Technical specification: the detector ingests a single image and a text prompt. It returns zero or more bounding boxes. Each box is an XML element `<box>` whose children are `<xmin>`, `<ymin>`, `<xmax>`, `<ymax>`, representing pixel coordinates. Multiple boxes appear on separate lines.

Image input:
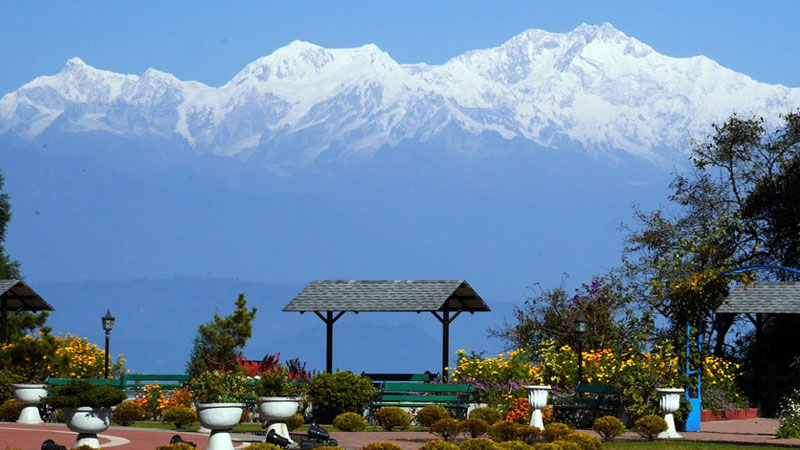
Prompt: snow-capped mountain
<box><xmin>2</xmin><ymin>23</ymin><xmax>798</xmax><ymax>172</ymax></box>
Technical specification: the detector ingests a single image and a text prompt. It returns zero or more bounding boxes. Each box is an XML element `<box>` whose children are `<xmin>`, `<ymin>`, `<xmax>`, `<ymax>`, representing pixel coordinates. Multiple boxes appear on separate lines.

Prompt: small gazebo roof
<box><xmin>717</xmin><ymin>281</ymin><xmax>800</xmax><ymax>314</ymax></box>
<box><xmin>0</xmin><ymin>280</ymin><xmax>54</xmax><ymax>312</ymax></box>
<box><xmin>283</xmin><ymin>280</ymin><xmax>490</xmax><ymax>313</ymax></box>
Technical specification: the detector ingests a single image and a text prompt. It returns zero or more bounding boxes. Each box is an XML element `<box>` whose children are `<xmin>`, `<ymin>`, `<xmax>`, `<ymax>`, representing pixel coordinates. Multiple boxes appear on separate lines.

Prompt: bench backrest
<box><xmin>125</xmin><ymin>374</ymin><xmax>190</xmax><ymax>383</ymax></box>
<box><xmin>577</xmin><ymin>383</ymin><xmax>618</xmax><ymax>395</ymax></box>
<box><xmin>363</xmin><ymin>372</ymin><xmax>438</xmax><ymax>383</ymax></box>
<box><xmin>46</xmin><ymin>377</ymin><xmax>124</xmax><ymax>388</ymax></box>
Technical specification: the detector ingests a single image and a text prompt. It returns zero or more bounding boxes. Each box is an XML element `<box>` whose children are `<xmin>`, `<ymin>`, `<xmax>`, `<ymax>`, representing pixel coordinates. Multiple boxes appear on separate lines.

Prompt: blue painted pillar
<box><xmin>682</xmin><ymin>323</ymin><xmax>702</xmax><ymax>432</ymax></box>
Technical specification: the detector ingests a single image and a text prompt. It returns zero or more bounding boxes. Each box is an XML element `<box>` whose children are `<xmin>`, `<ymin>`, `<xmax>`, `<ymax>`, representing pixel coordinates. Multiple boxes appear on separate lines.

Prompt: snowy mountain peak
<box><xmin>2</xmin><ymin>23</ymin><xmax>799</xmax><ymax>170</ymax></box>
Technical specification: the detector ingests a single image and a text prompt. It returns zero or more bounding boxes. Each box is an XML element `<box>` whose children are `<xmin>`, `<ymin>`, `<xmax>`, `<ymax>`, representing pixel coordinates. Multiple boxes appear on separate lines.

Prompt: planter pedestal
<box><xmin>656</xmin><ymin>388</ymin><xmax>684</xmax><ymax>439</ymax></box>
<box><xmin>11</xmin><ymin>384</ymin><xmax>47</xmax><ymax>424</ymax></box>
<box><xmin>196</xmin><ymin>402</ymin><xmax>245</xmax><ymax>450</ymax></box>
<box><xmin>524</xmin><ymin>385</ymin><xmax>551</xmax><ymax>430</ymax></box>
<box><xmin>64</xmin><ymin>407</ymin><xmax>113</xmax><ymax>449</ymax></box>
<box><xmin>258</xmin><ymin>397</ymin><xmax>301</xmax><ymax>442</ymax></box>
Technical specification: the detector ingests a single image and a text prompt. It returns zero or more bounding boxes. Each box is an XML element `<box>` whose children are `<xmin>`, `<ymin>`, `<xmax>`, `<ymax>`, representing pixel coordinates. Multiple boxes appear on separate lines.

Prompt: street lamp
<box><xmin>575</xmin><ymin>311</ymin><xmax>588</xmax><ymax>386</ymax></box>
<box><xmin>101</xmin><ymin>309</ymin><xmax>115</xmax><ymax>379</ymax></box>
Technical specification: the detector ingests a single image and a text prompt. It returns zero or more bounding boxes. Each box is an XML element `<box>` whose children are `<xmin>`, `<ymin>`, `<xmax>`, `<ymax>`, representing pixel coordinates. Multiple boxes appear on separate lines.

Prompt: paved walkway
<box><xmin>3</xmin><ymin>419</ymin><xmax>800</xmax><ymax>450</ymax></box>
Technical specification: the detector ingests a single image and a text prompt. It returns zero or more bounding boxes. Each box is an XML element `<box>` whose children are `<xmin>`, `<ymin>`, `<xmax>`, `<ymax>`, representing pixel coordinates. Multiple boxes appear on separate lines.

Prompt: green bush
<box><xmin>460</xmin><ymin>418</ymin><xmax>489</xmax><ymax>438</ymax></box>
<box><xmin>591</xmin><ymin>416</ymin><xmax>625</xmax><ymax>442</ymax></box>
<box><xmin>242</xmin><ymin>444</ymin><xmax>284</xmax><ymax>450</ymax></box>
<box><xmin>163</xmin><ymin>406</ymin><xmax>197</xmax><ymax>429</ymax></box>
<box><xmin>541</xmin><ymin>423</ymin><xmax>572</xmax><ymax>442</ymax></box>
<box><xmin>375</xmin><ymin>406</ymin><xmax>410</xmax><ymax>431</ymax></box>
<box><xmin>562</xmin><ymin>432</ymin><xmax>601</xmax><ymax>450</ymax></box>
<box><xmin>0</xmin><ymin>398</ymin><xmax>23</xmax><ymax>421</ymax></box>
<box><xmin>496</xmin><ymin>441</ymin><xmax>530</xmax><ymax>450</ymax></box>
<box><xmin>550</xmin><ymin>441</ymin><xmax>580</xmax><ymax>450</ymax></box>
<box><xmin>287</xmin><ymin>412</ymin><xmax>304</xmax><ymax>430</ymax></box>
<box><xmin>419</xmin><ymin>440</ymin><xmax>458</xmax><ymax>450</ymax></box>
<box><xmin>43</xmin><ymin>380</ymin><xmax>126</xmax><ymax>408</ymax></box>
<box><xmin>416</xmin><ymin>405</ymin><xmax>451</xmax><ymax>428</ymax></box>
<box><xmin>362</xmin><ymin>443</ymin><xmax>403</xmax><ymax>450</ymax></box>
<box><xmin>0</xmin><ymin>370</ymin><xmax>24</xmax><ymax>402</ymax></box>
<box><xmin>469</xmin><ymin>407</ymin><xmax>502</xmax><ymax>425</ymax></box>
<box><xmin>156</xmin><ymin>444</ymin><xmax>197</xmax><ymax>450</ymax></box>
<box><xmin>489</xmin><ymin>420</ymin><xmax>519</xmax><ymax>442</ymax></box>
<box><xmin>430</xmin><ymin>418</ymin><xmax>461</xmax><ymax>442</ymax></box>
<box><xmin>777</xmin><ymin>388</ymin><xmax>800</xmax><ymax>439</ymax></box>
<box><xmin>307</xmin><ymin>371</ymin><xmax>375</xmax><ymax>423</ymax></box>
<box><xmin>458</xmin><ymin>437</ymin><xmax>496</xmax><ymax>450</ymax></box>
<box><xmin>632</xmin><ymin>414</ymin><xmax>667</xmax><ymax>441</ymax></box>
<box><xmin>333</xmin><ymin>411</ymin><xmax>367</xmax><ymax>431</ymax></box>
<box><xmin>112</xmin><ymin>400</ymin><xmax>146</xmax><ymax>426</ymax></box>
<box><xmin>516</xmin><ymin>424</ymin><xmax>542</xmax><ymax>445</ymax></box>
<box><xmin>188</xmin><ymin>370</ymin><xmax>252</xmax><ymax>403</ymax></box>
<box><xmin>531</xmin><ymin>444</ymin><xmax>559</xmax><ymax>450</ymax></box>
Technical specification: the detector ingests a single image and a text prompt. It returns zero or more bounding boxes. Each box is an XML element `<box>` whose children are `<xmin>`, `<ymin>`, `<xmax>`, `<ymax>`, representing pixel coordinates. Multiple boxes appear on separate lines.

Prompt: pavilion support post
<box><xmin>315</xmin><ymin>311</ymin><xmax>345</xmax><ymax>374</ymax></box>
<box><xmin>432</xmin><ymin>308</ymin><xmax>463</xmax><ymax>381</ymax></box>
<box><xmin>1</xmin><ymin>297</ymin><xmax>6</xmax><ymax>343</ymax></box>
<box><xmin>756</xmin><ymin>313</ymin><xmax>763</xmax><ymax>412</ymax></box>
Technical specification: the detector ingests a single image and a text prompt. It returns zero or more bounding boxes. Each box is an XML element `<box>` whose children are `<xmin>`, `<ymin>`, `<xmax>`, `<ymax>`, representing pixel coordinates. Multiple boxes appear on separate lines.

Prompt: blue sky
<box><xmin>2</xmin><ymin>0</ymin><xmax>799</xmax><ymax>95</ymax></box>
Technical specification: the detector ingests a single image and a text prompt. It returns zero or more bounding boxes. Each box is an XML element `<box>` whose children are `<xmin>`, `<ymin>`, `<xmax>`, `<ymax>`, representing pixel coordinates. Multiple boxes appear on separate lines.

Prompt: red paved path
<box><xmin>3</xmin><ymin>419</ymin><xmax>800</xmax><ymax>450</ymax></box>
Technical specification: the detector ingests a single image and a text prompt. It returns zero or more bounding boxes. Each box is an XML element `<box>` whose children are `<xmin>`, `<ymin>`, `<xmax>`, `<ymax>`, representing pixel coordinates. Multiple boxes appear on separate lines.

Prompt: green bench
<box><xmin>362</xmin><ymin>372</ymin><xmax>438</xmax><ymax>389</ymax></box>
<box><xmin>552</xmin><ymin>383</ymin><xmax>619</xmax><ymax>427</ymax></box>
<box><xmin>369</xmin><ymin>381</ymin><xmax>475</xmax><ymax>421</ymax></box>
<box><xmin>46</xmin><ymin>374</ymin><xmax>190</xmax><ymax>397</ymax></box>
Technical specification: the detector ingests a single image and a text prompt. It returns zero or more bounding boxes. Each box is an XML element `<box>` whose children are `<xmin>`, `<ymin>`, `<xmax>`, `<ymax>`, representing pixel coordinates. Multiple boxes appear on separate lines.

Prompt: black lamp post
<box><xmin>575</xmin><ymin>311</ymin><xmax>588</xmax><ymax>386</ymax></box>
<box><xmin>101</xmin><ymin>309</ymin><xmax>115</xmax><ymax>379</ymax></box>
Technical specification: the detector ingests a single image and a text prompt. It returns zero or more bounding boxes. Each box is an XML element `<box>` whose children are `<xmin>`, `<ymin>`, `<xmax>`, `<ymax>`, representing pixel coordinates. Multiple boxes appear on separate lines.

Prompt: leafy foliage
<box><xmin>418</xmin><ymin>441</ymin><xmax>458</xmax><ymax>450</ymax></box>
<box><xmin>592</xmin><ymin>415</ymin><xmax>626</xmax><ymax>442</ymax></box>
<box><xmin>374</xmin><ymin>406</ymin><xmax>410</xmax><ymax>431</ymax></box>
<box><xmin>468</xmin><ymin>407</ymin><xmax>503</xmax><ymax>425</ymax></box>
<box><xmin>541</xmin><ymin>423</ymin><xmax>572</xmax><ymax>442</ymax></box>
<box><xmin>460</xmin><ymin>418</ymin><xmax>489</xmax><ymax>438</ymax></box>
<box><xmin>112</xmin><ymin>400</ymin><xmax>146</xmax><ymax>426</ymax></box>
<box><xmin>0</xmin><ymin>369</ymin><xmax>24</xmax><ymax>401</ymax></box>
<box><xmin>415</xmin><ymin>405</ymin><xmax>451</xmax><ymax>428</ymax></box>
<box><xmin>306</xmin><ymin>371</ymin><xmax>375</xmax><ymax>424</ymax></box>
<box><xmin>0</xmin><ymin>398</ymin><xmax>22</xmax><ymax>420</ymax></box>
<box><xmin>489</xmin><ymin>420</ymin><xmax>519</xmax><ymax>442</ymax></box>
<box><xmin>188</xmin><ymin>369</ymin><xmax>252</xmax><ymax>403</ymax></box>
<box><xmin>632</xmin><ymin>414</ymin><xmax>667</xmax><ymax>440</ymax></box>
<box><xmin>186</xmin><ymin>292</ymin><xmax>257</xmax><ymax>377</ymax></box>
<box><xmin>361</xmin><ymin>443</ymin><xmax>403</xmax><ymax>450</ymax></box>
<box><xmin>333</xmin><ymin>411</ymin><xmax>367</xmax><ymax>431</ymax></box>
<box><xmin>43</xmin><ymin>379</ymin><xmax>126</xmax><ymax>409</ymax></box>
<box><xmin>429</xmin><ymin>417</ymin><xmax>460</xmax><ymax>441</ymax></box>
<box><xmin>458</xmin><ymin>438</ymin><xmax>496</xmax><ymax>450</ymax></box>
<box><xmin>777</xmin><ymin>388</ymin><xmax>800</xmax><ymax>439</ymax></box>
<box><xmin>163</xmin><ymin>406</ymin><xmax>197</xmax><ymax>429</ymax></box>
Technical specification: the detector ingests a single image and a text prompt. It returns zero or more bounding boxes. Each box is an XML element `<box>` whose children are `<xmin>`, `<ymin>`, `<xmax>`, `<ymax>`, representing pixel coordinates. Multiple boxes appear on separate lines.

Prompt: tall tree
<box><xmin>186</xmin><ymin>292</ymin><xmax>257</xmax><ymax>377</ymax></box>
<box><xmin>0</xmin><ymin>169</ymin><xmax>20</xmax><ymax>280</ymax></box>
<box><xmin>621</xmin><ymin>112</ymin><xmax>800</xmax><ymax>355</ymax></box>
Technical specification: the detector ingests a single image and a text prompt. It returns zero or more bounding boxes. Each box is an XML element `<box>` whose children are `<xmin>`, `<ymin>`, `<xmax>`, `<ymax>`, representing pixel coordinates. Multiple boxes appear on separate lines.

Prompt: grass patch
<box><xmin>604</xmin><ymin>442</ymin><xmax>784</xmax><ymax>449</ymax></box>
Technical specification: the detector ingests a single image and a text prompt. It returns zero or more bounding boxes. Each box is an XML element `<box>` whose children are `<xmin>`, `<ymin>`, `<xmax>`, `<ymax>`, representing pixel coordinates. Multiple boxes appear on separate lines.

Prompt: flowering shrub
<box><xmin>54</xmin><ymin>333</ymin><xmax>127</xmax><ymax>379</ymax></box>
<box><xmin>0</xmin><ymin>332</ymin><xmax>66</xmax><ymax>382</ymax></box>
<box><xmin>777</xmin><ymin>388</ymin><xmax>800</xmax><ymax>439</ymax></box>
<box><xmin>451</xmin><ymin>349</ymin><xmax>539</xmax><ymax>410</ymax></box>
<box><xmin>505</xmin><ymin>397</ymin><xmax>531</xmax><ymax>424</ymax></box>
<box><xmin>701</xmin><ymin>356</ymin><xmax>747</xmax><ymax>412</ymax></box>
<box><xmin>132</xmin><ymin>384</ymin><xmax>193</xmax><ymax>420</ymax></box>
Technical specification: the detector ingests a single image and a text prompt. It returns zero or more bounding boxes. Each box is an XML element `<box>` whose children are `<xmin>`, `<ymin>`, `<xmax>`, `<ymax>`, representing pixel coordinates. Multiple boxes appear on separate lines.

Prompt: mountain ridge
<box><xmin>2</xmin><ymin>23</ymin><xmax>798</xmax><ymax>173</ymax></box>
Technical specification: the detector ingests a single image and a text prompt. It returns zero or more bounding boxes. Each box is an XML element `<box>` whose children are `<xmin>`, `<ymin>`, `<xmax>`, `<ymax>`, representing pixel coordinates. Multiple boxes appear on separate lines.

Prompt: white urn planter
<box><xmin>524</xmin><ymin>385</ymin><xmax>551</xmax><ymax>430</ymax></box>
<box><xmin>258</xmin><ymin>397</ymin><xmax>301</xmax><ymax>441</ymax></box>
<box><xmin>63</xmin><ymin>406</ymin><xmax>113</xmax><ymax>449</ymax></box>
<box><xmin>655</xmin><ymin>388</ymin><xmax>684</xmax><ymax>439</ymax></box>
<box><xmin>11</xmin><ymin>383</ymin><xmax>47</xmax><ymax>424</ymax></box>
<box><xmin>196</xmin><ymin>402</ymin><xmax>245</xmax><ymax>450</ymax></box>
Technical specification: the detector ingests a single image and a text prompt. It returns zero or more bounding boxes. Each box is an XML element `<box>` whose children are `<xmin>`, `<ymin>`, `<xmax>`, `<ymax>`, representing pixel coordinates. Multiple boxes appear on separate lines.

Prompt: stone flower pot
<box><xmin>11</xmin><ymin>383</ymin><xmax>47</xmax><ymax>424</ymax></box>
<box><xmin>196</xmin><ymin>402</ymin><xmax>245</xmax><ymax>450</ymax></box>
<box><xmin>258</xmin><ymin>397</ymin><xmax>301</xmax><ymax>441</ymax></box>
<box><xmin>524</xmin><ymin>385</ymin><xmax>551</xmax><ymax>430</ymax></box>
<box><xmin>63</xmin><ymin>406</ymin><xmax>113</xmax><ymax>449</ymax></box>
<box><xmin>655</xmin><ymin>388</ymin><xmax>684</xmax><ymax>439</ymax></box>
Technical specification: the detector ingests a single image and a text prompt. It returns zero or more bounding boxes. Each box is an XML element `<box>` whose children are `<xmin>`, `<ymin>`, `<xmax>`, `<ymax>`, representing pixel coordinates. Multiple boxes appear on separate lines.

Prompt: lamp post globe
<box><xmin>575</xmin><ymin>311</ymin><xmax>588</xmax><ymax>386</ymax></box>
<box><xmin>101</xmin><ymin>309</ymin><xmax>115</xmax><ymax>379</ymax></box>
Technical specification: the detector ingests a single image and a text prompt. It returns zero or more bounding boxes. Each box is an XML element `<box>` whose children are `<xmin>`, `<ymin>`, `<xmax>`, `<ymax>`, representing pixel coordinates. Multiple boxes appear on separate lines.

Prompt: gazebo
<box><xmin>0</xmin><ymin>280</ymin><xmax>55</xmax><ymax>342</ymax></box>
<box><xmin>283</xmin><ymin>280</ymin><xmax>490</xmax><ymax>377</ymax></box>
<box><xmin>717</xmin><ymin>278</ymin><xmax>800</xmax><ymax>414</ymax></box>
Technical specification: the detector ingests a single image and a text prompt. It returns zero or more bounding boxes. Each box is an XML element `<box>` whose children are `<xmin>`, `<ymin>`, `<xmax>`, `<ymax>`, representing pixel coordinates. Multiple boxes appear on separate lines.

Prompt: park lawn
<box><xmin>604</xmin><ymin>442</ymin><xmax>783</xmax><ymax>449</ymax></box>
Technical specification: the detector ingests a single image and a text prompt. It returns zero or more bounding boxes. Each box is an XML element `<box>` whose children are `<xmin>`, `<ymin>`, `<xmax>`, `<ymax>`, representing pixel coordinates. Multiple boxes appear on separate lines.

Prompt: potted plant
<box><xmin>43</xmin><ymin>379</ymin><xmax>126</xmax><ymax>448</ymax></box>
<box><xmin>189</xmin><ymin>369</ymin><xmax>252</xmax><ymax>450</ymax></box>
<box><xmin>523</xmin><ymin>369</ymin><xmax>551</xmax><ymax>430</ymax></box>
<box><xmin>256</xmin><ymin>360</ymin><xmax>310</xmax><ymax>441</ymax></box>
<box><xmin>0</xmin><ymin>329</ymin><xmax>67</xmax><ymax>424</ymax></box>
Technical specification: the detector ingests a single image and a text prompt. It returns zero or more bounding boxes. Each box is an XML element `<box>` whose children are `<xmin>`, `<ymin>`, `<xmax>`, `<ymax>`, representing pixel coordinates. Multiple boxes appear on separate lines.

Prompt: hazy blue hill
<box><xmin>1</xmin><ymin>136</ymin><xmax>674</xmax><ymax>373</ymax></box>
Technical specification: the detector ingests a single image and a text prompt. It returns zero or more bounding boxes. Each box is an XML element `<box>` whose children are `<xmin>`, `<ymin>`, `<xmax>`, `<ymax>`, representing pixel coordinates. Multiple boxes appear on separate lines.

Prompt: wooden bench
<box><xmin>369</xmin><ymin>381</ymin><xmax>475</xmax><ymax>421</ymax></box>
<box><xmin>552</xmin><ymin>383</ymin><xmax>619</xmax><ymax>427</ymax></box>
